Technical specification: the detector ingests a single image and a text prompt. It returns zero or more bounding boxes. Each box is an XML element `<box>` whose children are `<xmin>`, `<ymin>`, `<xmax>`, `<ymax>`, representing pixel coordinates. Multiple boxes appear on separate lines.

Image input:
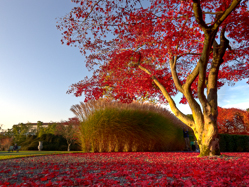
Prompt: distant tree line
<box><xmin>0</xmin><ymin>118</ymin><xmax>80</xmax><ymax>151</ymax></box>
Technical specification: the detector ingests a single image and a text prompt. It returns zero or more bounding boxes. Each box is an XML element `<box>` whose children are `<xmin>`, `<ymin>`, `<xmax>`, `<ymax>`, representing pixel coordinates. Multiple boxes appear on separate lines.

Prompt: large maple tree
<box><xmin>57</xmin><ymin>0</ymin><xmax>249</xmax><ymax>156</ymax></box>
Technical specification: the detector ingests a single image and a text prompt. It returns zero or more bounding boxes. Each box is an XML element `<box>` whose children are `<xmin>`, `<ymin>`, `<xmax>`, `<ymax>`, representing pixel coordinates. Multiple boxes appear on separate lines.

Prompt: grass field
<box><xmin>0</xmin><ymin>151</ymin><xmax>85</xmax><ymax>160</ymax></box>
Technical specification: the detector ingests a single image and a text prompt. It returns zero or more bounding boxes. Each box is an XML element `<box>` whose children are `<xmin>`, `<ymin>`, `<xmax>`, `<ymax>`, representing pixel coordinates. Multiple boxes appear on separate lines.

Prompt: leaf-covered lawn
<box><xmin>0</xmin><ymin>152</ymin><xmax>248</xmax><ymax>186</ymax></box>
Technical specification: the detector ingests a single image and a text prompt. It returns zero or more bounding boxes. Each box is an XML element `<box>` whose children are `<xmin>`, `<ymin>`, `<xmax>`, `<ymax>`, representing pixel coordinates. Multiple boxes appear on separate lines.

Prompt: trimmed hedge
<box><xmin>219</xmin><ymin>134</ymin><xmax>249</xmax><ymax>152</ymax></box>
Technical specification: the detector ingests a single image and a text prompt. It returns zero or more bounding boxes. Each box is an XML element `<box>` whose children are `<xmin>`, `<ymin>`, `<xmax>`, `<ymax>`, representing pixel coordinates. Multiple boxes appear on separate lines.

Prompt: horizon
<box><xmin>1</xmin><ymin>1</ymin><xmax>249</xmax><ymax>130</ymax></box>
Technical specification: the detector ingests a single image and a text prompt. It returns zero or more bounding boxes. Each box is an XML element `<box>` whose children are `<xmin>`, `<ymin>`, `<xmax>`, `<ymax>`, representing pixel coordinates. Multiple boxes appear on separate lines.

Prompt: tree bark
<box><xmin>196</xmin><ymin>120</ymin><xmax>221</xmax><ymax>156</ymax></box>
<box><xmin>68</xmin><ymin>143</ymin><xmax>71</xmax><ymax>151</ymax></box>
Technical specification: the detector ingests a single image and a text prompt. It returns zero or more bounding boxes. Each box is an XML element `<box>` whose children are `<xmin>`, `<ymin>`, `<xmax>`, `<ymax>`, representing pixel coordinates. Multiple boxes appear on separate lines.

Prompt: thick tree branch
<box><xmin>207</xmin><ymin>27</ymin><xmax>231</xmax><ymax>109</ymax></box>
<box><xmin>193</xmin><ymin>0</ymin><xmax>209</xmax><ymax>30</ymax></box>
<box><xmin>137</xmin><ymin>64</ymin><xmax>152</xmax><ymax>75</ymax></box>
<box><xmin>183</xmin><ymin>63</ymin><xmax>204</xmax><ymax>125</ymax></box>
<box><xmin>138</xmin><ymin>64</ymin><xmax>194</xmax><ymax>127</ymax></box>
<box><xmin>169</xmin><ymin>56</ymin><xmax>184</xmax><ymax>93</ymax></box>
<box><xmin>167</xmin><ymin>45</ymin><xmax>203</xmax><ymax>128</ymax></box>
<box><xmin>206</xmin><ymin>41</ymin><xmax>220</xmax><ymax>122</ymax></box>
<box><xmin>194</xmin><ymin>1</ymin><xmax>241</xmax><ymax>115</ymax></box>
<box><xmin>183</xmin><ymin>64</ymin><xmax>199</xmax><ymax>90</ymax></box>
<box><xmin>204</xmin><ymin>27</ymin><xmax>231</xmax><ymax>126</ymax></box>
<box><xmin>183</xmin><ymin>64</ymin><xmax>199</xmax><ymax>101</ymax></box>
<box><xmin>220</xmin><ymin>27</ymin><xmax>231</xmax><ymax>54</ymax></box>
<box><xmin>212</xmin><ymin>0</ymin><xmax>242</xmax><ymax>31</ymax></box>
<box><xmin>196</xmin><ymin>39</ymin><xmax>213</xmax><ymax>115</ymax></box>
<box><xmin>198</xmin><ymin>59</ymin><xmax>210</xmax><ymax>110</ymax></box>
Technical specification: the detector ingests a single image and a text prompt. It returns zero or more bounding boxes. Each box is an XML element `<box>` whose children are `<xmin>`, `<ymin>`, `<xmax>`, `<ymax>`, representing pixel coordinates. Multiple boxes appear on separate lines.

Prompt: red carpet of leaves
<box><xmin>0</xmin><ymin>152</ymin><xmax>249</xmax><ymax>187</ymax></box>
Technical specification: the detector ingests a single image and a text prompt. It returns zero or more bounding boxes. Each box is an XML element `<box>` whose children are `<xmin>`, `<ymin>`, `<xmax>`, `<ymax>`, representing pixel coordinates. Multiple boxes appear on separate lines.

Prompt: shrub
<box><xmin>71</xmin><ymin>99</ymin><xmax>189</xmax><ymax>153</ymax></box>
<box><xmin>0</xmin><ymin>137</ymin><xmax>13</xmax><ymax>151</ymax></box>
<box><xmin>38</xmin><ymin>133</ymin><xmax>55</xmax><ymax>143</ymax></box>
<box><xmin>225</xmin><ymin>134</ymin><xmax>236</xmax><ymax>152</ymax></box>
<box><xmin>43</xmin><ymin>143</ymin><xmax>59</xmax><ymax>151</ymax></box>
<box><xmin>219</xmin><ymin>134</ymin><xmax>249</xmax><ymax>152</ymax></box>
<box><xmin>19</xmin><ymin>136</ymin><xmax>39</xmax><ymax>150</ymax></box>
<box><xmin>19</xmin><ymin>133</ymin><xmax>80</xmax><ymax>151</ymax></box>
<box><xmin>26</xmin><ymin>141</ymin><xmax>39</xmax><ymax>150</ymax></box>
<box><xmin>59</xmin><ymin>145</ymin><xmax>68</xmax><ymax>151</ymax></box>
<box><xmin>70</xmin><ymin>143</ymin><xmax>81</xmax><ymax>151</ymax></box>
<box><xmin>52</xmin><ymin>135</ymin><xmax>67</xmax><ymax>145</ymax></box>
<box><xmin>219</xmin><ymin>134</ymin><xmax>227</xmax><ymax>152</ymax></box>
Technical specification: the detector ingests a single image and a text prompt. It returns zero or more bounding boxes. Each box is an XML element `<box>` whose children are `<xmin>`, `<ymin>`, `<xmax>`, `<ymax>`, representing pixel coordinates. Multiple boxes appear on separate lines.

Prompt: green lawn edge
<box><xmin>0</xmin><ymin>151</ymin><xmax>85</xmax><ymax>160</ymax></box>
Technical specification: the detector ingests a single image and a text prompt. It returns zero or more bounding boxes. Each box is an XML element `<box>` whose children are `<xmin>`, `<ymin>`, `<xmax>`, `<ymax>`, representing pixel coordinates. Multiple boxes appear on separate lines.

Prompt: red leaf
<box><xmin>41</xmin><ymin>177</ymin><xmax>48</xmax><ymax>181</ymax></box>
<box><xmin>45</xmin><ymin>180</ymin><xmax>53</xmax><ymax>186</ymax></box>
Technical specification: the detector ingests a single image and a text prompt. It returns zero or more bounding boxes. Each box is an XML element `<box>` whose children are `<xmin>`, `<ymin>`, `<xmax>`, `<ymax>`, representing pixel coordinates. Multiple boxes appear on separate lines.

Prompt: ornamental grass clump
<box><xmin>71</xmin><ymin>99</ymin><xmax>189</xmax><ymax>153</ymax></box>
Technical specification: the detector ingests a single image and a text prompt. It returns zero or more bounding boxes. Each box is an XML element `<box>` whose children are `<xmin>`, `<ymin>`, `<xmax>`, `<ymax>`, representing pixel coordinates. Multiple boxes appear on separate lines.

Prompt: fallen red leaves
<box><xmin>0</xmin><ymin>152</ymin><xmax>248</xmax><ymax>186</ymax></box>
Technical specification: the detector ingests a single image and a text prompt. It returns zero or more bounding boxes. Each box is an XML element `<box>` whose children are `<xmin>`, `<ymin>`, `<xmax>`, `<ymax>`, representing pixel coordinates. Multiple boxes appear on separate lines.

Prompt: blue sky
<box><xmin>0</xmin><ymin>1</ymin><xmax>248</xmax><ymax>130</ymax></box>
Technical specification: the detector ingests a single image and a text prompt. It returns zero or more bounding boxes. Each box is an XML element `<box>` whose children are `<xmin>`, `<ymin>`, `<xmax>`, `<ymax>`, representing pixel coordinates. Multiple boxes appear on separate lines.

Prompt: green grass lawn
<box><xmin>0</xmin><ymin>151</ymin><xmax>85</xmax><ymax>160</ymax></box>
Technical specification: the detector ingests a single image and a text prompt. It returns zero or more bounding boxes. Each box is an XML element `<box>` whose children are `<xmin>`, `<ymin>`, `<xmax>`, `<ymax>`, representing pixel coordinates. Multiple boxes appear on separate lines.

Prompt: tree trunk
<box><xmin>67</xmin><ymin>143</ymin><xmax>71</xmax><ymax>151</ymax></box>
<box><xmin>196</xmin><ymin>121</ymin><xmax>221</xmax><ymax>157</ymax></box>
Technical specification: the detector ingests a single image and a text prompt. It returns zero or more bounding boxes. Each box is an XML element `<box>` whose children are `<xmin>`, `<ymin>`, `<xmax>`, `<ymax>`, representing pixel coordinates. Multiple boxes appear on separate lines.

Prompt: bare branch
<box><xmin>235</xmin><ymin>59</ymin><xmax>243</xmax><ymax>64</ymax></box>
<box><xmin>138</xmin><ymin>0</ymin><xmax>143</xmax><ymax>9</ymax></box>
<box><xmin>177</xmin><ymin>53</ymin><xmax>202</xmax><ymax>59</ymax></box>
<box><xmin>83</xmin><ymin>0</ymin><xmax>103</xmax><ymax>23</ymax></box>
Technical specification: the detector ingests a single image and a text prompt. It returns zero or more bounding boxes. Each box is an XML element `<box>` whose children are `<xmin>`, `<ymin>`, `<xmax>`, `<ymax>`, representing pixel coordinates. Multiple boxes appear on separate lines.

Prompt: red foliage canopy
<box><xmin>57</xmin><ymin>0</ymin><xmax>249</xmax><ymax>104</ymax></box>
<box><xmin>217</xmin><ymin>107</ymin><xmax>249</xmax><ymax>135</ymax></box>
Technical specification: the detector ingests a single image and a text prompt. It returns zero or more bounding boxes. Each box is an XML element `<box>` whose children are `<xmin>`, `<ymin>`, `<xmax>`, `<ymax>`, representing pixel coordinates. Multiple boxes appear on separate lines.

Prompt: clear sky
<box><xmin>0</xmin><ymin>1</ymin><xmax>249</xmax><ymax>130</ymax></box>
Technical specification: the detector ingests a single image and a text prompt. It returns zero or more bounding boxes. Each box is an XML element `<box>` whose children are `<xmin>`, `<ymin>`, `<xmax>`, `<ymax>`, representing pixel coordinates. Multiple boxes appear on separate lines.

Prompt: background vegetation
<box><xmin>219</xmin><ymin>134</ymin><xmax>249</xmax><ymax>152</ymax></box>
<box><xmin>0</xmin><ymin>122</ymin><xmax>81</xmax><ymax>151</ymax></box>
<box><xmin>18</xmin><ymin>134</ymin><xmax>80</xmax><ymax>151</ymax></box>
<box><xmin>1</xmin><ymin>101</ymin><xmax>249</xmax><ymax>153</ymax></box>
